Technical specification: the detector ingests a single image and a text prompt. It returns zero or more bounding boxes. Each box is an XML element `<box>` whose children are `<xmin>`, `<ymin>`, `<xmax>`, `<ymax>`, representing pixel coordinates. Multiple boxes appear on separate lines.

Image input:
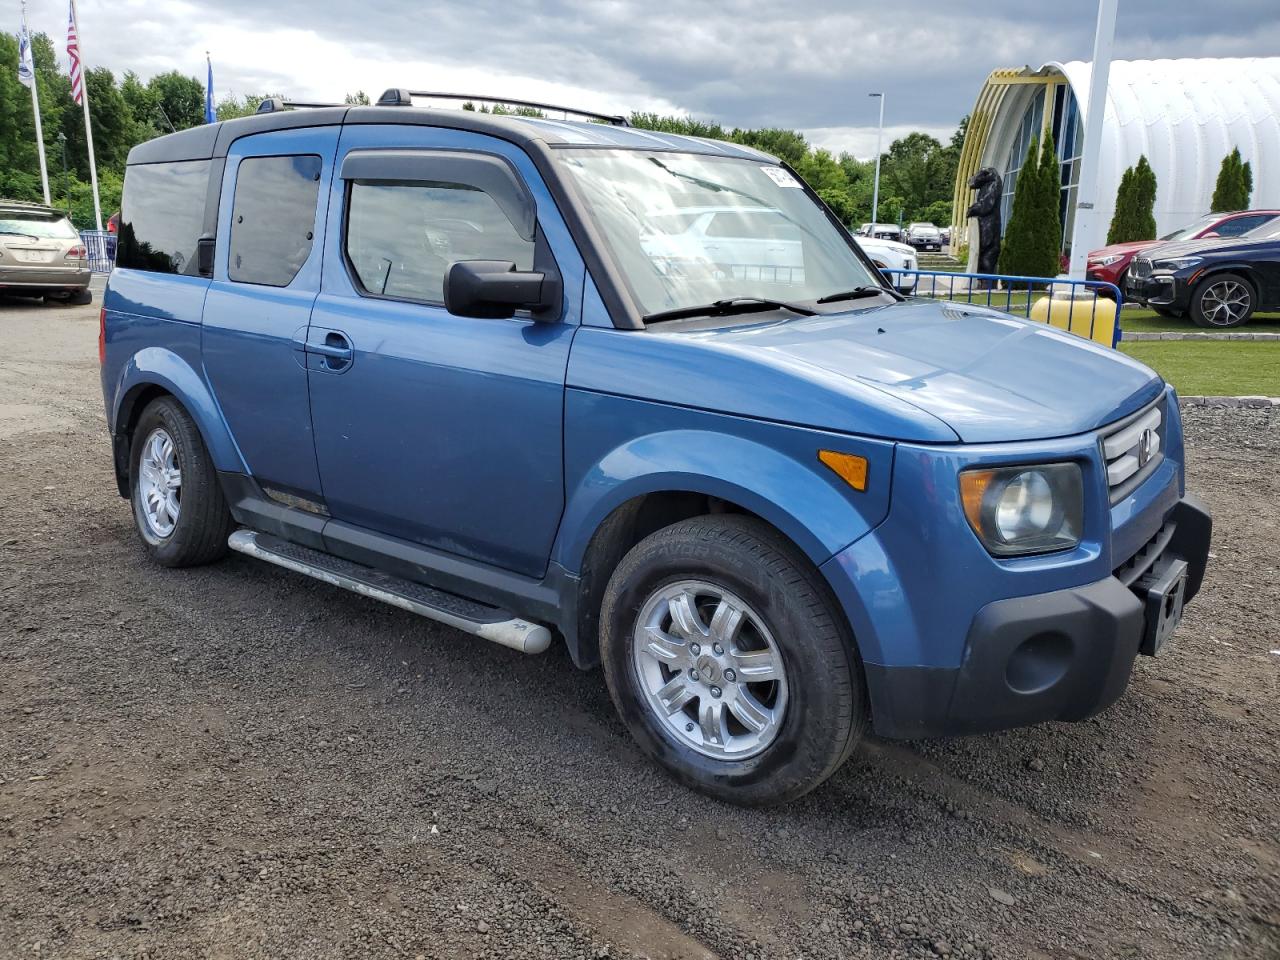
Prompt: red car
<box><xmin>1087</xmin><ymin>210</ymin><xmax>1280</xmax><ymax>294</ymax></box>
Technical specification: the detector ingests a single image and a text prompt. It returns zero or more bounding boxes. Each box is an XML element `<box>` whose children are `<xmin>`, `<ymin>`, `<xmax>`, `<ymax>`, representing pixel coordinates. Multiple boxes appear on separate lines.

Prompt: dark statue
<box><xmin>966</xmin><ymin>166</ymin><xmax>1003</xmax><ymax>278</ymax></box>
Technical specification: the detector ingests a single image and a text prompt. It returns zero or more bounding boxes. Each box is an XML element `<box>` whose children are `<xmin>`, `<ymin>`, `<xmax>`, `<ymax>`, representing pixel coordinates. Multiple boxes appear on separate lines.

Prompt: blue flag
<box><xmin>18</xmin><ymin>23</ymin><xmax>35</xmax><ymax>88</ymax></box>
<box><xmin>205</xmin><ymin>54</ymin><xmax>215</xmax><ymax>123</ymax></box>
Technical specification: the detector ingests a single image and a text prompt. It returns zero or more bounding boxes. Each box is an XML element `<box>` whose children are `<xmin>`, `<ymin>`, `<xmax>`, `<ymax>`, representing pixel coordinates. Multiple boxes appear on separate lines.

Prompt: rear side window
<box><xmin>228</xmin><ymin>155</ymin><xmax>323</xmax><ymax>287</ymax></box>
<box><xmin>117</xmin><ymin>160</ymin><xmax>211</xmax><ymax>274</ymax></box>
<box><xmin>345</xmin><ymin>181</ymin><xmax>533</xmax><ymax>303</ymax></box>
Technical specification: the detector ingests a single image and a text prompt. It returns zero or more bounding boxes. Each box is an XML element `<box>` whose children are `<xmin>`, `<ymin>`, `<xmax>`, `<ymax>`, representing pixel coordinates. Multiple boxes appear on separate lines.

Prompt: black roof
<box><xmin>125</xmin><ymin>105</ymin><xmax>775</xmax><ymax>166</ymax></box>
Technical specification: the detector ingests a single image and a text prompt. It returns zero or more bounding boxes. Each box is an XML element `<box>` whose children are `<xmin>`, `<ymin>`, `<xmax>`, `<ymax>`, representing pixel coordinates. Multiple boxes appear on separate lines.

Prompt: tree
<box><xmin>1107</xmin><ymin>154</ymin><xmax>1158</xmax><ymax>244</ymax></box>
<box><xmin>1211</xmin><ymin>148</ymin><xmax>1250</xmax><ymax>212</ymax></box>
<box><xmin>998</xmin><ymin>135</ymin><xmax>1040</xmax><ymax>276</ymax></box>
<box><xmin>1030</xmin><ymin>130</ymin><xmax>1063</xmax><ymax>277</ymax></box>
<box><xmin>147</xmin><ymin>71</ymin><xmax>205</xmax><ymax>131</ymax></box>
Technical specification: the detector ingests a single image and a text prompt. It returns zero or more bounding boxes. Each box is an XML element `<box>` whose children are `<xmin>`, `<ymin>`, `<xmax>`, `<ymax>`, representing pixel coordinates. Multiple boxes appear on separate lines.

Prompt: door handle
<box><xmin>306</xmin><ymin>330</ymin><xmax>353</xmax><ymax>371</ymax></box>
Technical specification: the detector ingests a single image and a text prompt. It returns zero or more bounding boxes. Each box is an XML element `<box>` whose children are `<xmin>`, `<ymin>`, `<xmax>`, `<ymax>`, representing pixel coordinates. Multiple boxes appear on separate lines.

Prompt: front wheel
<box><xmin>1191</xmin><ymin>273</ymin><xmax>1255</xmax><ymax>328</ymax></box>
<box><xmin>600</xmin><ymin>516</ymin><xmax>866</xmax><ymax>806</ymax></box>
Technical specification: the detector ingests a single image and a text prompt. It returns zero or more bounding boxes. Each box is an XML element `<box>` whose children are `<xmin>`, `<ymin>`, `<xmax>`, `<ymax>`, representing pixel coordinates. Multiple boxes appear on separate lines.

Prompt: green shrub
<box><xmin>1107</xmin><ymin>154</ymin><xmax>1158</xmax><ymax>243</ymax></box>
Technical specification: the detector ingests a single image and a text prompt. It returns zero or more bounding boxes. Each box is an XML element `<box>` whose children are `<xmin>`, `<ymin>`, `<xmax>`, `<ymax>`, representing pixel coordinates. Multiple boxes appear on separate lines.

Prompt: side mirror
<box><xmin>197</xmin><ymin>234</ymin><xmax>215</xmax><ymax>278</ymax></box>
<box><xmin>444</xmin><ymin>260</ymin><xmax>560</xmax><ymax>320</ymax></box>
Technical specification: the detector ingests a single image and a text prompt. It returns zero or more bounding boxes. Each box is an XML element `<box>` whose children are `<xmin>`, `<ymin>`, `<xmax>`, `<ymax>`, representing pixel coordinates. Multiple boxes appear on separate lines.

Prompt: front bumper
<box><xmin>864</xmin><ymin>494</ymin><xmax>1211</xmax><ymax>739</ymax></box>
<box><xmin>1125</xmin><ymin>273</ymin><xmax>1188</xmax><ymax>310</ymax></box>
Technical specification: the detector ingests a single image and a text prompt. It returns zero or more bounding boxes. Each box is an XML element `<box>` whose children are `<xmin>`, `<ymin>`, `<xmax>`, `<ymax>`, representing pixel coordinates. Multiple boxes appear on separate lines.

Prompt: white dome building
<box><xmin>951</xmin><ymin>57</ymin><xmax>1280</xmax><ymax>267</ymax></box>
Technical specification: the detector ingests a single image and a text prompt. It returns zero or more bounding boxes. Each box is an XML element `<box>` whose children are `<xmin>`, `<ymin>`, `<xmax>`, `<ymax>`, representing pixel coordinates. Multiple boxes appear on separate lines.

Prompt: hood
<box><xmin>577</xmin><ymin>300</ymin><xmax>1163</xmax><ymax>445</ymax></box>
<box><xmin>1139</xmin><ymin>235</ymin><xmax>1277</xmax><ymax>261</ymax></box>
<box><xmin>1088</xmin><ymin>240</ymin><xmax>1154</xmax><ymax>260</ymax></box>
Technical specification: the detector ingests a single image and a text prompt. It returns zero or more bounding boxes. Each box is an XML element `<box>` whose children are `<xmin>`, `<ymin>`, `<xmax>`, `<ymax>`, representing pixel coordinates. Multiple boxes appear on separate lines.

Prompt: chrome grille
<box><xmin>1101</xmin><ymin>398</ymin><xmax>1165</xmax><ymax>501</ymax></box>
<box><xmin>1130</xmin><ymin>258</ymin><xmax>1152</xmax><ymax>279</ymax></box>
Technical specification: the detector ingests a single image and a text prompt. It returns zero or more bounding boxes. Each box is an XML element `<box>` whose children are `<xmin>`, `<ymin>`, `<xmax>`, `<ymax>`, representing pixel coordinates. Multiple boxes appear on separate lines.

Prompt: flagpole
<box><xmin>70</xmin><ymin>0</ymin><xmax>103</xmax><ymax>230</ymax></box>
<box><xmin>20</xmin><ymin>0</ymin><xmax>51</xmax><ymax>204</ymax></box>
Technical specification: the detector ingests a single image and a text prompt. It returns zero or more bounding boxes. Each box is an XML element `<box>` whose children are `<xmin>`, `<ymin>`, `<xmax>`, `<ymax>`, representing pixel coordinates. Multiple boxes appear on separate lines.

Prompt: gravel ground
<box><xmin>1</xmin><ymin>296</ymin><xmax>1277</xmax><ymax>960</ymax></box>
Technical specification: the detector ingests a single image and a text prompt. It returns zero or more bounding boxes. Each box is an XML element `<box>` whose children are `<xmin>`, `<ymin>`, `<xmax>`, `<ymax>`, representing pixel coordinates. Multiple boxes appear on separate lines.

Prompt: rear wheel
<box><xmin>129</xmin><ymin>397</ymin><xmax>233</xmax><ymax>567</ymax></box>
<box><xmin>600</xmin><ymin>515</ymin><xmax>865</xmax><ymax>806</ymax></box>
<box><xmin>67</xmin><ymin>287</ymin><xmax>93</xmax><ymax>306</ymax></box>
<box><xmin>1191</xmin><ymin>273</ymin><xmax>1255</xmax><ymax>328</ymax></box>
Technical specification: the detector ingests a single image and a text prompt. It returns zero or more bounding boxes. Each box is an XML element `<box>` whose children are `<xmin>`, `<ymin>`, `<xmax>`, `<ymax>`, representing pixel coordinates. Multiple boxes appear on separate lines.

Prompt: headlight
<box><xmin>1090</xmin><ymin>254</ymin><xmax>1123</xmax><ymax>266</ymax></box>
<box><xmin>959</xmin><ymin>463</ymin><xmax>1083</xmax><ymax>556</ymax></box>
<box><xmin>1151</xmin><ymin>256</ymin><xmax>1201</xmax><ymax>272</ymax></box>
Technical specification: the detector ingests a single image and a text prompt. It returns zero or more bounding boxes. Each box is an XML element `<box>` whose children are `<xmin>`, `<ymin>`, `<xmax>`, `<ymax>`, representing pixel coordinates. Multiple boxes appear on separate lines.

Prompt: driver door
<box><xmin>306</xmin><ymin>126</ymin><xmax>583</xmax><ymax>578</ymax></box>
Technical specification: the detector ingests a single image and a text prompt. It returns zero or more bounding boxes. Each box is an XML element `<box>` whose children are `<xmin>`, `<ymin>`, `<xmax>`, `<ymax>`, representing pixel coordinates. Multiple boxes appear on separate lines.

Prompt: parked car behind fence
<box><xmin>0</xmin><ymin>199</ymin><xmax>93</xmax><ymax>303</ymax></box>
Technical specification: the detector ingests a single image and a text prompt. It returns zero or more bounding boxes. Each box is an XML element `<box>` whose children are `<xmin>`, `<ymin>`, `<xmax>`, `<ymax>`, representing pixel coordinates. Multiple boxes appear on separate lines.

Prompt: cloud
<box><xmin>31</xmin><ymin>0</ymin><xmax>1279</xmax><ymax>159</ymax></box>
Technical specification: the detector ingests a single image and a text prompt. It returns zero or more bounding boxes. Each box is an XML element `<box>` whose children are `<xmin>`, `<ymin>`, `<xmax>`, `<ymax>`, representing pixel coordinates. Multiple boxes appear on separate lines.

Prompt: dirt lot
<box><xmin>1</xmin><ymin>295</ymin><xmax>1277</xmax><ymax>960</ymax></box>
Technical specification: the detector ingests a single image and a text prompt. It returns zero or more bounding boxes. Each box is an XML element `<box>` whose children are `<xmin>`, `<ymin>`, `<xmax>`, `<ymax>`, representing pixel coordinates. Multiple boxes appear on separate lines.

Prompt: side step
<box><xmin>227</xmin><ymin>530</ymin><xmax>552</xmax><ymax>655</ymax></box>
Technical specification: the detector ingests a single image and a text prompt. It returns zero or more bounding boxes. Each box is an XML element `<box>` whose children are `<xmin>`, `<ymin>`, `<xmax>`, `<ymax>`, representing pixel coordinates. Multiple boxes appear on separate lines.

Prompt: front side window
<box><xmin>228</xmin><ymin>155</ymin><xmax>322</xmax><ymax>287</ymax></box>
<box><xmin>556</xmin><ymin>150</ymin><xmax>879</xmax><ymax>317</ymax></box>
<box><xmin>1214</xmin><ymin>215</ymin><xmax>1266</xmax><ymax>237</ymax></box>
<box><xmin>345</xmin><ymin>180</ymin><xmax>534</xmax><ymax>303</ymax></box>
<box><xmin>117</xmin><ymin>159</ymin><xmax>211</xmax><ymax>274</ymax></box>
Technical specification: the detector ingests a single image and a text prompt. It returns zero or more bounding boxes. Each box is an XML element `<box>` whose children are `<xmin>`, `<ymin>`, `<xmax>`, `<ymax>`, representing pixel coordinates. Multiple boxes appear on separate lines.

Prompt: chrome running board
<box><xmin>227</xmin><ymin>529</ymin><xmax>552</xmax><ymax>655</ymax></box>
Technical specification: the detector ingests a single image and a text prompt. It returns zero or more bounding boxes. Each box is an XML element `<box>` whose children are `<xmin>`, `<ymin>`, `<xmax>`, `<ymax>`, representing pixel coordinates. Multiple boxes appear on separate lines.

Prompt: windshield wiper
<box><xmin>816</xmin><ymin>285</ymin><xmax>898</xmax><ymax>304</ymax></box>
<box><xmin>0</xmin><ymin>230</ymin><xmax>40</xmax><ymax>242</ymax></box>
<box><xmin>644</xmin><ymin>297</ymin><xmax>818</xmax><ymax>324</ymax></box>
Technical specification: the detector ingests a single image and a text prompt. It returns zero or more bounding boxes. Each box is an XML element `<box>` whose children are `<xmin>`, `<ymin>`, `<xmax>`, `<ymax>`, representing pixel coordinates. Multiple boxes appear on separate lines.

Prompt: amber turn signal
<box><xmin>958</xmin><ymin>468</ymin><xmax>997</xmax><ymax>532</ymax></box>
<box><xmin>818</xmin><ymin>450</ymin><xmax>869</xmax><ymax>492</ymax></box>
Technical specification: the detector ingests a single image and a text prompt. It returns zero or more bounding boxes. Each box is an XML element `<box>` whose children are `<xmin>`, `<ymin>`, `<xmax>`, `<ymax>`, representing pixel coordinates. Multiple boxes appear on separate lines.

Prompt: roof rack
<box><xmin>254</xmin><ymin>97</ymin><xmax>345</xmax><ymax>114</ymax></box>
<box><xmin>376</xmin><ymin>88</ymin><xmax>629</xmax><ymax>126</ymax></box>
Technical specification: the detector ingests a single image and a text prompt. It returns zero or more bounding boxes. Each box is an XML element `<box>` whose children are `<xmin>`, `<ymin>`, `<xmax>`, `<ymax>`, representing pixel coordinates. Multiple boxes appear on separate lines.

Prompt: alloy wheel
<box><xmin>137</xmin><ymin>427</ymin><xmax>182</xmax><ymax>539</ymax></box>
<box><xmin>1200</xmin><ymin>280</ymin><xmax>1251</xmax><ymax>326</ymax></box>
<box><xmin>631</xmin><ymin>579</ymin><xmax>789</xmax><ymax>759</ymax></box>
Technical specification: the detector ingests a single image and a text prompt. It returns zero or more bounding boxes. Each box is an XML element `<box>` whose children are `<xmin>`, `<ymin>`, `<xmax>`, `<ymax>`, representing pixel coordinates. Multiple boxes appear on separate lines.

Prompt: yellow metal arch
<box><xmin>950</xmin><ymin>67</ymin><xmax>1063</xmax><ymax>266</ymax></box>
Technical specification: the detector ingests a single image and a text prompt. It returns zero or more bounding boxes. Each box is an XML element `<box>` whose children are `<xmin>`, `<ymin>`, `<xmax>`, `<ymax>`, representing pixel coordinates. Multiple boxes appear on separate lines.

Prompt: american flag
<box><xmin>66</xmin><ymin>2</ymin><xmax>83</xmax><ymax>105</ymax></box>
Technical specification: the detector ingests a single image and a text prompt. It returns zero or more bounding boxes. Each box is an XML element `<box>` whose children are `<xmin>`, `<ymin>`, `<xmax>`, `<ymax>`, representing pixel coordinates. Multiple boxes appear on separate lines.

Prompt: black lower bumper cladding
<box><xmin>867</xmin><ymin>495</ymin><xmax>1212</xmax><ymax>739</ymax></box>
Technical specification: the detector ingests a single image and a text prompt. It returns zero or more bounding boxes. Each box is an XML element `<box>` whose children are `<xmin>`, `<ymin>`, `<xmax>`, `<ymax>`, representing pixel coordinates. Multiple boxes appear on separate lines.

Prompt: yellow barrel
<box><xmin>1029</xmin><ymin>286</ymin><xmax>1119</xmax><ymax>347</ymax></box>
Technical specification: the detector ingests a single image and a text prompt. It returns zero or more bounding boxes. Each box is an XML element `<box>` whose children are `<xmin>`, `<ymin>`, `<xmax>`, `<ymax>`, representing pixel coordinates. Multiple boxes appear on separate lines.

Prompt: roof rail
<box><xmin>255</xmin><ymin>97</ymin><xmax>345</xmax><ymax>114</ymax></box>
<box><xmin>376</xmin><ymin>88</ymin><xmax>629</xmax><ymax>126</ymax></box>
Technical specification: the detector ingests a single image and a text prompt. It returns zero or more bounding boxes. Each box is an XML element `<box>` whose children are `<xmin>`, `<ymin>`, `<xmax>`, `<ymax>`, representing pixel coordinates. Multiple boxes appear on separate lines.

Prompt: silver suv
<box><xmin>0</xmin><ymin>201</ymin><xmax>92</xmax><ymax>304</ymax></box>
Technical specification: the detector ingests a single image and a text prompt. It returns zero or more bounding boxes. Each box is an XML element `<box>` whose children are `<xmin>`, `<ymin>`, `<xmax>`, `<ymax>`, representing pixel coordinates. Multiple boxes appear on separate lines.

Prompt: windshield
<box><xmin>556</xmin><ymin>150</ymin><xmax>881</xmax><ymax>317</ymax></box>
<box><xmin>0</xmin><ymin>215</ymin><xmax>77</xmax><ymax>239</ymax></box>
<box><xmin>1159</xmin><ymin>214</ymin><xmax>1220</xmax><ymax>242</ymax></box>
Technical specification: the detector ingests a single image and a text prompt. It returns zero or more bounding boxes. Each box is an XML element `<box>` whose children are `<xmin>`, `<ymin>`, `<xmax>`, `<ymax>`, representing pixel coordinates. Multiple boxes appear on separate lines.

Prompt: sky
<box><xmin>23</xmin><ymin>0</ymin><xmax>1280</xmax><ymax>158</ymax></box>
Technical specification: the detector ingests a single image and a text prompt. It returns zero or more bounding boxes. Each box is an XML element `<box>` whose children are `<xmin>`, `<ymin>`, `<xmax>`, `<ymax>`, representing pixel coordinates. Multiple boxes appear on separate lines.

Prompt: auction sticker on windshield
<box><xmin>760</xmin><ymin>165</ymin><xmax>801</xmax><ymax>188</ymax></box>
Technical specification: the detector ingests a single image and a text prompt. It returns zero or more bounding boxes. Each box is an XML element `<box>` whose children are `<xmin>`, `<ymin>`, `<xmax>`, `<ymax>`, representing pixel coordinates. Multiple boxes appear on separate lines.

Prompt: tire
<box><xmin>68</xmin><ymin>287</ymin><xmax>93</xmax><ymax>306</ymax></box>
<box><xmin>1190</xmin><ymin>273</ymin><xmax>1255</xmax><ymax>328</ymax></box>
<box><xmin>129</xmin><ymin>396</ymin><xmax>234</xmax><ymax>567</ymax></box>
<box><xmin>599</xmin><ymin>515</ymin><xmax>866</xmax><ymax>806</ymax></box>
<box><xmin>1151</xmin><ymin>305</ymin><xmax>1184</xmax><ymax>319</ymax></box>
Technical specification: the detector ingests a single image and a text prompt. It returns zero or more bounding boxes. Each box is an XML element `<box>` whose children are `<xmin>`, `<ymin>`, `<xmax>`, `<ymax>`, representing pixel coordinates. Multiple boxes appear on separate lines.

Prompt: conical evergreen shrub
<box><xmin>998</xmin><ymin>135</ymin><xmax>1040</xmax><ymax>277</ymax></box>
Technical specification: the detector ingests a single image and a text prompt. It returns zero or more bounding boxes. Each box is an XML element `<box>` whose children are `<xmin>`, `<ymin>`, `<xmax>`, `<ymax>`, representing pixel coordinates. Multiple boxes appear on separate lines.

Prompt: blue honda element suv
<box><xmin>100</xmin><ymin>91</ymin><xmax>1211</xmax><ymax>805</ymax></box>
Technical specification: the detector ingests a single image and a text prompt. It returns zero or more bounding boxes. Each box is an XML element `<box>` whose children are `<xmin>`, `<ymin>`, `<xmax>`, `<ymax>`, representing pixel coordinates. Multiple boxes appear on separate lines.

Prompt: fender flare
<box><xmin>552</xmin><ymin>428</ymin><xmax>892</xmax><ymax>576</ymax></box>
<box><xmin>110</xmin><ymin>347</ymin><xmax>245</xmax><ymax>476</ymax></box>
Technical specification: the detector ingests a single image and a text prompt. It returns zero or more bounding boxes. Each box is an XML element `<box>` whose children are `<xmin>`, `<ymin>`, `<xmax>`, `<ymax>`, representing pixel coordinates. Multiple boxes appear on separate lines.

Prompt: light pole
<box><xmin>869</xmin><ymin>92</ymin><xmax>885</xmax><ymax>225</ymax></box>
<box><xmin>1067</xmin><ymin>0</ymin><xmax>1119</xmax><ymax>278</ymax></box>
<box><xmin>57</xmin><ymin>132</ymin><xmax>69</xmax><ymax>217</ymax></box>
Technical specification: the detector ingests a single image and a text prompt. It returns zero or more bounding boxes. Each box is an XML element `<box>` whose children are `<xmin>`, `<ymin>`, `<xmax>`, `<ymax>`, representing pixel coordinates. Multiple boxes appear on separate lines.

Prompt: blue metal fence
<box><xmin>79</xmin><ymin>230</ymin><xmax>116</xmax><ymax>274</ymax></box>
<box><xmin>884</xmin><ymin>269</ymin><xmax>1124</xmax><ymax>347</ymax></box>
